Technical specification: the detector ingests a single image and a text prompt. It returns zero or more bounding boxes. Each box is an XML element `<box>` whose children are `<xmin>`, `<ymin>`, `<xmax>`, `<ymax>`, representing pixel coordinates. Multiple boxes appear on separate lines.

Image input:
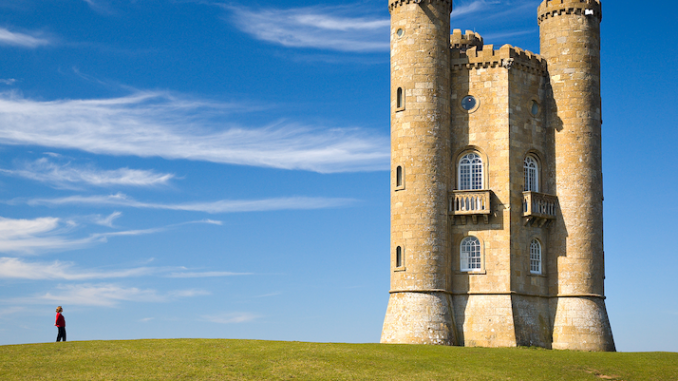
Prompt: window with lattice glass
<box><xmin>530</xmin><ymin>239</ymin><xmax>542</xmax><ymax>274</ymax></box>
<box><xmin>459</xmin><ymin>153</ymin><xmax>483</xmax><ymax>190</ymax></box>
<box><xmin>460</xmin><ymin>236</ymin><xmax>481</xmax><ymax>271</ymax></box>
<box><xmin>524</xmin><ymin>156</ymin><xmax>538</xmax><ymax>192</ymax></box>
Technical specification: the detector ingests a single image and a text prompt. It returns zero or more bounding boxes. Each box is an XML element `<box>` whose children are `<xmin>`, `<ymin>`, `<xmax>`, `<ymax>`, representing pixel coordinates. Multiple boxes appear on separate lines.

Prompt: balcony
<box><xmin>522</xmin><ymin>191</ymin><xmax>558</xmax><ymax>227</ymax></box>
<box><xmin>449</xmin><ymin>190</ymin><xmax>491</xmax><ymax>224</ymax></box>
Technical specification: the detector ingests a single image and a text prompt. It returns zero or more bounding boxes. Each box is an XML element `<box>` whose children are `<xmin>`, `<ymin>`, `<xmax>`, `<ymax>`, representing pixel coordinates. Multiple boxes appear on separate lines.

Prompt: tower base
<box><xmin>381</xmin><ymin>291</ymin><xmax>457</xmax><ymax>345</ymax></box>
<box><xmin>550</xmin><ymin>297</ymin><xmax>615</xmax><ymax>351</ymax></box>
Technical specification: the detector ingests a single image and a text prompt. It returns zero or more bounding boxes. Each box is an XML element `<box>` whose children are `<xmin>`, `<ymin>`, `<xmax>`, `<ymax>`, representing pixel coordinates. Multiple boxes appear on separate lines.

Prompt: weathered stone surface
<box><xmin>381</xmin><ymin>0</ymin><xmax>614</xmax><ymax>352</ymax></box>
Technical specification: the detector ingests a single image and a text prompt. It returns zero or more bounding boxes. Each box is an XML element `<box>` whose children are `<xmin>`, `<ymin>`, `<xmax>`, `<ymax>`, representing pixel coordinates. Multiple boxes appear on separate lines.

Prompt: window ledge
<box><xmin>455</xmin><ymin>270</ymin><xmax>486</xmax><ymax>275</ymax></box>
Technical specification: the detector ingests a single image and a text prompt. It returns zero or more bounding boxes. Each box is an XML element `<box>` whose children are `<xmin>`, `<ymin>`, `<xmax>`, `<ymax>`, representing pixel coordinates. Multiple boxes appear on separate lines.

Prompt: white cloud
<box><xmin>9</xmin><ymin>283</ymin><xmax>209</xmax><ymax>307</ymax></box>
<box><xmin>169</xmin><ymin>289</ymin><xmax>210</xmax><ymax>297</ymax></box>
<box><xmin>93</xmin><ymin>211</ymin><xmax>122</xmax><ymax>227</ymax></box>
<box><xmin>0</xmin><ymin>257</ymin><xmax>155</xmax><ymax>280</ymax></box>
<box><xmin>0</xmin><ymin>256</ymin><xmax>250</xmax><ymax>281</ymax></box>
<box><xmin>202</xmin><ymin>312</ymin><xmax>260</xmax><ymax>324</ymax></box>
<box><xmin>0</xmin><ymin>79</ymin><xmax>16</xmax><ymax>85</ymax></box>
<box><xmin>0</xmin><ymin>27</ymin><xmax>50</xmax><ymax>48</ymax></box>
<box><xmin>0</xmin><ymin>158</ymin><xmax>175</xmax><ymax>188</ymax></box>
<box><xmin>0</xmin><ymin>216</ymin><xmax>168</xmax><ymax>254</ymax></box>
<box><xmin>451</xmin><ymin>0</ymin><xmax>500</xmax><ymax>18</ymax></box>
<box><xmin>227</xmin><ymin>5</ymin><xmax>389</xmax><ymax>52</ymax></box>
<box><xmin>167</xmin><ymin>271</ymin><xmax>251</xmax><ymax>278</ymax></box>
<box><xmin>0</xmin><ymin>216</ymin><xmax>90</xmax><ymax>254</ymax></box>
<box><xmin>31</xmin><ymin>284</ymin><xmax>163</xmax><ymax>307</ymax></box>
<box><xmin>0</xmin><ymin>91</ymin><xmax>388</xmax><ymax>173</ymax></box>
<box><xmin>24</xmin><ymin>193</ymin><xmax>356</xmax><ymax>213</ymax></box>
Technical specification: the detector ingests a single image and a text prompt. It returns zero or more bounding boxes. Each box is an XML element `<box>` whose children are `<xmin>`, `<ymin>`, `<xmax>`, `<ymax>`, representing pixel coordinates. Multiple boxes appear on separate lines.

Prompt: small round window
<box><xmin>396</xmin><ymin>29</ymin><xmax>404</xmax><ymax>38</ymax></box>
<box><xmin>461</xmin><ymin>95</ymin><xmax>477</xmax><ymax>111</ymax></box>
<box><xmin>530</xmin><ymin>100</ymin><xmax>540</xmax><ymax>116</ymax></box>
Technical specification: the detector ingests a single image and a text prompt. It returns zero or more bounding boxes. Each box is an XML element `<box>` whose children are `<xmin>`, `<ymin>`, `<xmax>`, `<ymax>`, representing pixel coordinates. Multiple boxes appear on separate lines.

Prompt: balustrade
<box><xmin>522</xmin><ymin>191</ymin><xmax>558</xmax><ymax>226</ymax></box>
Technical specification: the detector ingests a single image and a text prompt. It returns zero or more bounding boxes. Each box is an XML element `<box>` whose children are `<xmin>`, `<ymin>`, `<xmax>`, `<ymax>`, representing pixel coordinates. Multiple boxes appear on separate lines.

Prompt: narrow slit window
<box><xmin>396</xmin><ymin>87</ymin><xmax>404</xmax><ymax>109</ymax></box>
<box><xmin>396</xmin><ymin>246</ymin><xmax>403</xmax><ymax>268</ymax></box>
<box><xmin>396</xmin><ymin>166</ymin><xmax>403</xmax><ymax>187</ymax></box>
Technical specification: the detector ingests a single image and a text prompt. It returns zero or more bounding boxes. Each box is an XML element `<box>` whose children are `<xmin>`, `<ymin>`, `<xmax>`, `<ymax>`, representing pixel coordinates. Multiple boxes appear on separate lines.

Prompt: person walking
<box><xmin>55</xmin><ymin>306</ymin><xmax>66</xmax><ymax>342</ymax></box>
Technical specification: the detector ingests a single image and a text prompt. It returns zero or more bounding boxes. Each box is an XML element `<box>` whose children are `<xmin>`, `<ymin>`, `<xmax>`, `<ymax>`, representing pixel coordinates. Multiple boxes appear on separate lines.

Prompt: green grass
<box><xmin>1</xmin><ymin>339</ymin><xmax>676</xmax><ymax>380</ymax></box>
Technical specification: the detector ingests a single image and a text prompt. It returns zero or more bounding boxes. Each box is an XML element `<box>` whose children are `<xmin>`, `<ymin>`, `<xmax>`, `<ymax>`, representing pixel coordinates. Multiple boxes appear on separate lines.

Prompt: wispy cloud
<box><xmin>0</xmin><ymin>27</ymin><xmax>50</xmax><ymax>48</ymax></box>
<box><xmin>93</xmin><ymin>211</ymin><xmax>122</xmax><ymax>227</ymax></box>
<box><xmin>11</xmin><ymin>283</ymin><xmax>205</xmax><ymax>307</ymax></box>
<box><xmin>0</xmin><ymin>79</ymin><xmax>16</xmax><ymax>85</ymax></box>
<box><xmin>482</xmin><ymin>29</ymin><xmax>535</xmax><ymax>42</ymax></box>
<box><xmin>167</xmin><ymin>270</ymin><xmax>251</xmax><ymax>278</ymax></box>
<box><xmin>227</xmin><ymin>5</ymin><xmax>389</xmax><ymax>52</ymax></box>
<box><xmin>451</xmin><ymin>0</ymin><xmax>500</xmax><ymax>18</ymax></box>
<box><xmin>0</xmin><ymin>216</ymin><xmax>90</xmax><ymax>254</ymax></box>
<box><xmin>202</xmin><ymin>312</ymin><xmax>260</xmax><ymax>324</ymax></box>
<box><xmin>0</xmin><ymin>91</ymin><xmax>389</xmax><ymax>173</ymax></box>
<box><xmin>0</xmin><ymin>215</ymin><xmax>175</xmax><ymax>254</ymax></box>
<box><xmin>0</xmin><ymin>256</ymin><xmax>250</xmax><ymax>281</ymax></box>
<box><xmin>23</xmin><ymin>193</ymin><xmax>356</xmax><ymax>213</ymax></box>
<box><xmin>0</xmin><ymin>158</ymin><xmax>175</xmax><ymax>188</ymax></box>
<box><xmin>0</xmin><ymin>257</ymin><xmax>155</xmax><ymax>280</ymax></box>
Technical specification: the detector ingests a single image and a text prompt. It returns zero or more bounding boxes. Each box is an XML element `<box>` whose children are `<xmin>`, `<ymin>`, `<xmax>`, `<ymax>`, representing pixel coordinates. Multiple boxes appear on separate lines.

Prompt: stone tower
<box><xmin>538</xmin><ymin>0</ymin><xmax>615</xmax><ymax>351</ymax></box>
<box><xmin>380</xmin><ymin>0</ymin><xmax>456</xmax><ymax>345</ymax></box>
<box><xmin>381</xmin><ymin>0</ymin><xmax>615</xmax><ymax>351</ymax></box>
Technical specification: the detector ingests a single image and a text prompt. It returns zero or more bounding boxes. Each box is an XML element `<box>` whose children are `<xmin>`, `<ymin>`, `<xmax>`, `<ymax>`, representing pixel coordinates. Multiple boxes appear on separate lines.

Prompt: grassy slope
<box><xmin>1</xmin><ymin>339</ymin><xmax>677</xmax><ymax>381</ymax></box>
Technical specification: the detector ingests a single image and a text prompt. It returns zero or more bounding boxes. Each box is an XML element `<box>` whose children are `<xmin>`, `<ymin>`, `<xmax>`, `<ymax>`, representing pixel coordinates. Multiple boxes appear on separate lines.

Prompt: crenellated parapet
<box><xmin>450</xmin><ymin>29</ymin><xmax>484</xmax><ymax>52</ymax></box>
<box><xmin>451</xmin><ymin>44</ymin><xmax>547</xmax><ymax>75</ymax></box>
<box><xmin>388</xmin><ymin>0</ymin><xmax>452</xmax><ymax>13</ymax></box>
<box><xmin>537</xmin><ymin>0</ymin><xmax>602</xmax><ymax>24</ymax></box>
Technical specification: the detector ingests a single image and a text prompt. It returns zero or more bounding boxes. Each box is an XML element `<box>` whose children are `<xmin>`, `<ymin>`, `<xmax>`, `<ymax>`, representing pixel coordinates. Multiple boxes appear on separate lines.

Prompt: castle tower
<box><xmin>380</xmin><ymin>0</ymin><xmax>457</xmax><ymax>345</ymax></box>
<box><xmin>538</xmin><ymin>0</ymin><xmax>615</xmax><ymax>351</ymax></box>
<box><xmin>381</xmin><ymin>0</ymin><xmax>614</xmax><ymax>351</ymax></box>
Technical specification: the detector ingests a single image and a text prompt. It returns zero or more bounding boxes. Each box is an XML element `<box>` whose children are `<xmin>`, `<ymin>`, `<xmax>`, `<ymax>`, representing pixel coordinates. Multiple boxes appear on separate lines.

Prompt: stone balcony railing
<box><xmin>449</xmin><ymin>190</ymin><xmax>491</xmax><ymax>224</ymax></box>
<box><xmin>522</xmin><ymin>191</ymin><xmax>558</xmax><ymax>227</ymax></box>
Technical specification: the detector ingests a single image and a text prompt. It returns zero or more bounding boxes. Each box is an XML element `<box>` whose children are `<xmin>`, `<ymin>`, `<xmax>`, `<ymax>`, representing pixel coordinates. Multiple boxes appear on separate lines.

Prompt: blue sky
<box><xmin>0</xmin><ymin>0</ymin><xmax>676</xmax><ymax>352</ymax></box>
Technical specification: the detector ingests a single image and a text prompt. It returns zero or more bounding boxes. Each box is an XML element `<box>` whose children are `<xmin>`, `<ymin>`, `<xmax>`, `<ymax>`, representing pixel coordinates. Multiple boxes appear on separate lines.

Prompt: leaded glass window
<box><xmin>460</xmin><ymin>236</ymin><xmax>481</xmax><ymax>272</ymax></box>
<box><xmin>459</xmin><ymin>153</ymin><xmax>483</xmax><ymax>190</ymax></box>
<box><xmin>530</xmin><ymin>240</ymin><xmax>542</xmax><ymax>274</ymax></box>
<box><xmin>524</xmin><ymin>156</ymin><xmax>538</xmax><ymax>192</ymax></box>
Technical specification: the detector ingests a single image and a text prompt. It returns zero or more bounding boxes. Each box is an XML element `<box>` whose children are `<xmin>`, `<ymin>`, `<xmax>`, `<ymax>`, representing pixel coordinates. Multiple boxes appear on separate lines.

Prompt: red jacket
<box><xmin>55</xmin><ymin>313</ymin><xmax>65</xmax><ymax>328</ymax></box>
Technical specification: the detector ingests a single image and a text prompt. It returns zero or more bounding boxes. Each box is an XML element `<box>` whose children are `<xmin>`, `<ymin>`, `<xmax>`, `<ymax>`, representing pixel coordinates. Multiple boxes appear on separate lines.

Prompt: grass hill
<box><xmin>1</xmin><ymin>339</ymin><xmax>677</xmax><ymax>380</ymax></box>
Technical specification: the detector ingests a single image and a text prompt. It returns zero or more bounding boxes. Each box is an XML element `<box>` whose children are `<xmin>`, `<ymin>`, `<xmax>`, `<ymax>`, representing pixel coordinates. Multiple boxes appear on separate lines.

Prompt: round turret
<box><xmin>538</xmin><ymin>0</ymin><xmax>601</xmax><ymax>24</ymax></box>
<box><xmin>381</xmin><ymin>0</ymin><xmax>457</xmax><ymax>346</ymax></box>
<box><xmin>450</xmin><ymin>29</ymin><xmax>484</xmax><ymax>52</ymax></box>
<box><xmin>539</xmin><ymin>0</ymin><xmax>614</xmax><ymax>352</ymax></box>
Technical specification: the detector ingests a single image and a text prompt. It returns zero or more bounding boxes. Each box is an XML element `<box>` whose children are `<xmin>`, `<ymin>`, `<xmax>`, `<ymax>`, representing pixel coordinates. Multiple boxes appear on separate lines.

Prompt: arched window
<box><xmin>459</xmin><ymin>152</ymin><xmax>483</xmax><ymax>190</ymax></box>
<box><xmin>396</xmin><ymin>87</ymin><xmax>404</xmax><ymax>110</ymax></box>
<box><xmin>524</xmin><ymin>156</ymin><xmax>539</xmax><ymax>192</ymax></box>
<box><xmin>530</xmin><ymin>239</ymin><xmax>542</xmax><ymax>274</ymax></box>
<box><xmin>396</xmin><ymin>166</ymin><xmax>403</xmax><ymax>187</ymax></box>
<box><xmin>396</xmin><ymin>246</ymin><xmax>403</xmax><ymax>268</ymax></box>
<box><xmin>460</xmin><ymin>236</ymin><xmax>481</xmax><ymax>271</ymax></box>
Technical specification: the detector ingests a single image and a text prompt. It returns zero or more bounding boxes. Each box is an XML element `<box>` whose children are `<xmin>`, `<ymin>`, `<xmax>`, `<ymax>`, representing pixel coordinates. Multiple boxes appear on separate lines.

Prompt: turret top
<box><xmin>538</xmin><ymin>0</ymin><xmax>602</xmax><ymax>23</ymax></box>
<box><xmin>388</xmin><ymin>0</ymin><xmax>452</xmax><ymax>13</ymax></box>
<box><xmin>450</xmin><ymin>29</ymin><xmax>484</xmax><ymax>52</ymax></box>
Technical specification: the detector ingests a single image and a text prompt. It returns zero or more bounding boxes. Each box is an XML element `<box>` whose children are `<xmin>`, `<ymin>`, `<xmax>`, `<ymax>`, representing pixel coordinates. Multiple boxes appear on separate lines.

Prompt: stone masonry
<box><xmin>381</xmin><ymin>0</ymin><xmax>615</xmax><ymax>351</ymax></box>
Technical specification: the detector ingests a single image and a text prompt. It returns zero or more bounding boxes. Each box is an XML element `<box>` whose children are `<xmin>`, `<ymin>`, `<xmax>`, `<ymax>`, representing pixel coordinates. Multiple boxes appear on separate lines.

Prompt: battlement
<box><xmin>450</xmin><ymin>29</ymin><xmax>484</xmax><ymax>52</ymax></box>
<box><xmin>451</xmin><ymin>44</ymin><xmax>547</xmax><ymax>75</ymax></box>
<box><xmin>538</xmin><ymin>0</ymin><xmax>602</xmax><ymax>24</ymax></box>
<box><xmin>389</xmin><ymin>0</ymin><xmax>452</xmax><ymax>13</ymax></box>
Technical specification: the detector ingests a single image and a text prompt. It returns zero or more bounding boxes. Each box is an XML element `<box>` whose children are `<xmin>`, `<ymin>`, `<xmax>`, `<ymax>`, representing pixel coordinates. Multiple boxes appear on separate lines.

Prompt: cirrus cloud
<box><xmin>0</xmin><ymin>91</ymin><xmax>389</xmax><ymax>173</ymax></box>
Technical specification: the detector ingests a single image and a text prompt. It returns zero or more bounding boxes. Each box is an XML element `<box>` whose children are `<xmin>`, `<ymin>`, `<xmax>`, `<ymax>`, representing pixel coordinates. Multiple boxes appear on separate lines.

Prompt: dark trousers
<box><xmin>56</xmin><ymin>327</ymin><xmax>66</xmax><ymax>342</ymax></box>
